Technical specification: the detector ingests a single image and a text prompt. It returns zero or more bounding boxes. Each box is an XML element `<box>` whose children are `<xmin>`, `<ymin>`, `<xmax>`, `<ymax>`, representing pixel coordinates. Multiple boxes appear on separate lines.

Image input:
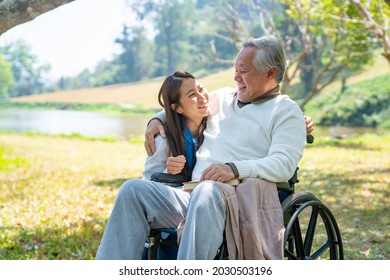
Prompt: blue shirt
<box><xmin>183</xmin><ymin>126</ymin><xmax>197</xmax><ymax>172</ymax></box>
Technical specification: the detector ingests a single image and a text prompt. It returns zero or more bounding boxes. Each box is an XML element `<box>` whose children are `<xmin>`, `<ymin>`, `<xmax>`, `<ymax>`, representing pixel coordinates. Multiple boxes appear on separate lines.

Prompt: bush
<box><xmin>306</xmin><ymin>74</ymin><xmax>390</xmax><ymax>127</ymax></box>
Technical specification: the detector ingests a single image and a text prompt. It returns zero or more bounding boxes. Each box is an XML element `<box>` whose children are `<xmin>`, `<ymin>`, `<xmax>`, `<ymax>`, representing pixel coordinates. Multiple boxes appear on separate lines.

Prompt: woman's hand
<box><xmin>167</xmin><ymin>155</ymin><xmax>186</xmax><ymax>175</ymax></box>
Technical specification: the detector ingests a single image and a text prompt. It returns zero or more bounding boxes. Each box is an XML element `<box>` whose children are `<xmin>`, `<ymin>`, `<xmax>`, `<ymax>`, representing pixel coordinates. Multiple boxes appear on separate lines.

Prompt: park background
<box><xmin>0</xmin><ymin>0</ymin><xmax>389</xmax><ymax>260</ymax></box>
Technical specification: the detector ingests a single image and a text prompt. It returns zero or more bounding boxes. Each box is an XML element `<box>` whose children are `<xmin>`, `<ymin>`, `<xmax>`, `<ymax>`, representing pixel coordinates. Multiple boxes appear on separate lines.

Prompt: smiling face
<box><xmin>174</xmin><ymin>78</ymin><xmax>209</xmax><ymax>125</ymax></box>
<box><xmin>234</xmin><ymin>46</ymin><xmax>276</xmax><ymax>103</ymax></box>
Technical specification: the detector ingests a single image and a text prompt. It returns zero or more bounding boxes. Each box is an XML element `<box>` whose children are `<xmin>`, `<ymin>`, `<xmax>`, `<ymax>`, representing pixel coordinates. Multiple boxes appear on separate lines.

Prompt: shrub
<box><xmin>307</xmin><ymin>74</ymin><xmax>390</xmax><ymax>127</ymax></box>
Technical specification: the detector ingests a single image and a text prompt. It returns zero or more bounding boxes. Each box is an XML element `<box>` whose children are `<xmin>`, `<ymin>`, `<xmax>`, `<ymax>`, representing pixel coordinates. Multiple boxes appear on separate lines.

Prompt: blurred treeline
<box><xmin>0</xmin><ymin>0</ymin><xmax>389</xmax><ymax>127</ymax></box>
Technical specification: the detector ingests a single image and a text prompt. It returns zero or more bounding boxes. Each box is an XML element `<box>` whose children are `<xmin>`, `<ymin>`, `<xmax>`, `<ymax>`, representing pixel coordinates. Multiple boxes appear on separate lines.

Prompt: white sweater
<box><xmin>191</xmin><ymin>87</ymin><xmax>306</xmax><ymax>182</ymax></box>
<box><xmin>142</xmin><ymin>135</ymin><xmax>169</xmax><ymax>180</ymax></box>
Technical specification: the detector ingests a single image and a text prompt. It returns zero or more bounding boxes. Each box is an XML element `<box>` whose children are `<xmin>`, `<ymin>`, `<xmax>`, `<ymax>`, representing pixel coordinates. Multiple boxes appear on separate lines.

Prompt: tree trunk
<box><xmin>0</xmin><ymin>0</ymin><xmax>75</xmax><ymax>35</ymax></box>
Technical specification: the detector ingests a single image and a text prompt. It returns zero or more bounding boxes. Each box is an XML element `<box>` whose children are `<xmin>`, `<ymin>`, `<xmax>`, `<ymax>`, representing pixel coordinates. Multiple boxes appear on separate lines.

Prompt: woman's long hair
<box><xmin>158</xmin><ymin>71</ymin><xmax>207</xmax><ymax>180</ymax></box>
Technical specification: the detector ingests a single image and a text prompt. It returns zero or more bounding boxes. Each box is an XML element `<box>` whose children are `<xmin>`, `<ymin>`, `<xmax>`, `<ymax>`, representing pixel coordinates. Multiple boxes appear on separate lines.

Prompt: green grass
<box><xmin>0</xmin><ymin>133</ymin><xmax>146</xmax><ymax>259</ymax></box>
<box><xmin>0</xmin><ymin>132</ymin><xmax>389</xmax><ymax>259</ymax></box>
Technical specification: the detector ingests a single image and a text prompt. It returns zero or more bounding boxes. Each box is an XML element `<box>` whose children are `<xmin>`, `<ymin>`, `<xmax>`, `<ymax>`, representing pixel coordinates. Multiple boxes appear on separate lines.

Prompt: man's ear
<box><xmin>267</xmin><ymin>67</ymin><xmax>277</xmax><ymax>79</ymax></box>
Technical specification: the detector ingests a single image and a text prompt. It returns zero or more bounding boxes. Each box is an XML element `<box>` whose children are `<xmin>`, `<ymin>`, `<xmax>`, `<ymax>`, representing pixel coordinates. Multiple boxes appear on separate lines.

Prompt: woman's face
<box><xmin>174</xmin><ymin>78</ymin><xmax>209</xmax><ymax>122</ymax></box>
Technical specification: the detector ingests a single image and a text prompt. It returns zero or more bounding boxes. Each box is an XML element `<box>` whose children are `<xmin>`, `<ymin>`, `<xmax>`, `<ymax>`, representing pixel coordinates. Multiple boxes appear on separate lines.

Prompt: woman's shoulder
<box><xmin>142</xmin><ymin>135</ymin><xmax>169</xmax><ymax>180</ymax></box>
<box><xmin>154</xmin><ymin>134</ymin><xmax>167</xmax><ymax>145</ymax></box>
<box><xmin>154</xmin><ymin>134</ymin><xmax>169</xmax><ymax>153</ymax></box>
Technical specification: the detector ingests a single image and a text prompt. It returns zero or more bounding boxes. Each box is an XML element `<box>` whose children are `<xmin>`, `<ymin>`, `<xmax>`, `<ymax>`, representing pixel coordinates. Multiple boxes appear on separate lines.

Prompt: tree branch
<box><xmin>209</xmin><ymin>40</ymin><xmax>234</xmax><ymax>65</ymax></box>
<box><xmin>0</xmin><ymin>0</ymin><xmax>75</xmax><ymax>35</ymax></box>
<box><xmin>349</xmin><ymin>0</ymin><xmax>390</xmax><ymax>64</ymax></box>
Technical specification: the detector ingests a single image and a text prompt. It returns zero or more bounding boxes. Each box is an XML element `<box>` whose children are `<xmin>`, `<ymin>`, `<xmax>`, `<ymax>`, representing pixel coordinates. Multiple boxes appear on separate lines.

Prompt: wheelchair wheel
<box><xmin>282</xmin><ymin>191</ymin><xmax>344</xmax><ymax>260</ymax></box>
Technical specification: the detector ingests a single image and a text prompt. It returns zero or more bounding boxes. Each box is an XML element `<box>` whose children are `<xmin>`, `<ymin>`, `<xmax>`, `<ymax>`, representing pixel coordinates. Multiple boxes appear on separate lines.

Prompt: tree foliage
<box><xmin>0</xmin><ymin>53</ymin><xmax>13</xmax><ymax>97</ymax></box>
<box><xmin>279</xmin><ymin>0</ymin><xmax>376</xmax><ymax>107</ymax></box>
<box><xmin>209</xmin><ymin>0</ymin><xmax>387</xmax><ymax>109</ymax></box>
<box><xmin>114</xmin><ymin>25</ymin><xmax>154</xmax><ymax>82</ymax></box>
<box><xmin>130</xmin><ymin>0</ymin><xmax>197</xmax><ymax>75</ymax></box>
<box><xmin>0</xmin><ymin>40</ymin><xmax>50</xmax><ymax>97</ymax></box>
<box><xmin>348</xmin><ymin>0</ymin><xmax>390</xmax><ymax>65</ymax></box>
<box><xmin>1</xmin><ymin>0</ymin><xmax>387</xmax><ymax>124</ymax></box>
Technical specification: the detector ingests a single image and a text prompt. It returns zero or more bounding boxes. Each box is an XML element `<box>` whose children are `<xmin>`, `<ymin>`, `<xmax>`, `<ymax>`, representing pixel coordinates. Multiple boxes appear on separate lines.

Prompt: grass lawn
<box><xmin>0</xmin><ymin>133</ymin><xmax>389</xmax><ymax>260</ymax></box>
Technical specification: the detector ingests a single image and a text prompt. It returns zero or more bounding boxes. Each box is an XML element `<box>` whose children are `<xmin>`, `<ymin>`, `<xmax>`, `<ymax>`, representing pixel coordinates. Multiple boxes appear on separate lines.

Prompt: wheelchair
<box><xmin>145</xmin><ymin>137</ymin><xmax>344</xmax><ymax>260</ymax></box>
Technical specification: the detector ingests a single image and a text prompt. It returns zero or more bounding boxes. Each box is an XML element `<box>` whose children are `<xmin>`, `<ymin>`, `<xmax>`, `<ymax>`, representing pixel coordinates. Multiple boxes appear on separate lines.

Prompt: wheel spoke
<box><xmin>292</xmin><ymin>216</ymin><xmax>306</xmax><ymax>259</ymax></box>
<box><xmin>283</xmin><ymin>192</ymin><xmax>344</xmax><ymax>260</ymax></box>
<box><xmin>304</xmin><ymin>206</ymin><xmax>319</xmax><ymax>256</ymax></box>
<box><xmin>284</xmin><ymin>246</ymin><xmax>298</xmax><ymax>260</ymax></box>
<box><xmin>309</xmin><ymin>241</ymin><xmax>332</xmax><ymax>260</ymax></box>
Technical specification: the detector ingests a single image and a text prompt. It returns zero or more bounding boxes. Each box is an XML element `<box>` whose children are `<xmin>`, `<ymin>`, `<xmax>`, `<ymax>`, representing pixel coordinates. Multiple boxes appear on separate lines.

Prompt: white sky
<box><xmin>0</xmin><ymin>0</ymin><xmax>143</xmax><ymax>80</ymax></box>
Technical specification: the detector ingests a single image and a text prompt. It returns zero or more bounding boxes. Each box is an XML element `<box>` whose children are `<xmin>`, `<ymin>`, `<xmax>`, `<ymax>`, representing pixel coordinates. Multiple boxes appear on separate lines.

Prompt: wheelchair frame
<box><xmin>279</xmin><ymin>168</ymin><xmax>344</xmax><ymax>260</ymax></box>
<box><xmin>146</xmin><ymin>164</ymin><xmax>344</xmax><ymax>260</ymax></box>
<box><xmin>145</xmin><ymin>168</ymin><xmax>344</xmax><ymax>260</ymax></box>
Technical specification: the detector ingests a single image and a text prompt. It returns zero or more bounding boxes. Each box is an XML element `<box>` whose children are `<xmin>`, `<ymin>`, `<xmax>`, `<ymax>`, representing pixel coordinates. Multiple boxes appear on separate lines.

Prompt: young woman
<box><xmin>142</xmin><ymin>71</ymin><xmax>209</xmax><ymax>181</ymax></box>
<box><xmin>96</xmin><ymin>71</ymin><xmax>210</xmax><ymax>259</ymax></box>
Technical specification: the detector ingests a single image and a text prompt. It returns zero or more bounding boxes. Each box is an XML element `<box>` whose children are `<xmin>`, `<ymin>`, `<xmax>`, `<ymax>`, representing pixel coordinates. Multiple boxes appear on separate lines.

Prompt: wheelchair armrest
<box><xmin>277</xmin><ymin>182</ymin><xmax>293</xmax><ymax>192</ymax></box>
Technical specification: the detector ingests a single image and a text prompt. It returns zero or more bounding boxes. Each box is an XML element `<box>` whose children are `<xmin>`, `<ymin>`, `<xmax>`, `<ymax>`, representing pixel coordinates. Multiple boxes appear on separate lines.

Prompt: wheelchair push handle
<box><xmin>307</xmin><ymin>134</ymin><xmax>314</xmax><ymax>144</ymax></box>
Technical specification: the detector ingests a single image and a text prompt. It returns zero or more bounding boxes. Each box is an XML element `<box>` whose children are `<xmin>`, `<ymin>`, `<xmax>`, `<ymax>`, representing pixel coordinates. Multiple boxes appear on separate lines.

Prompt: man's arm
<box><xmin>144</xmin><ymin>110</ymin><xmax>166</xmax><ymax>156</ymax></box>
<box><xmin>145</xmin><ymin>107</ymin><xmax>314</xmax><ymax>157</ymax></box>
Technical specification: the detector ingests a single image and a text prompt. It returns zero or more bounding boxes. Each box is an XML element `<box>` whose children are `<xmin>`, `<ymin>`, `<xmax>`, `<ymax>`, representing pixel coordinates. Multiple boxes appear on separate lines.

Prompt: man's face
<box><xmin>234</xmin><ymin>47</ymin><xmax>271</xmax><ymax>103</ymax></box>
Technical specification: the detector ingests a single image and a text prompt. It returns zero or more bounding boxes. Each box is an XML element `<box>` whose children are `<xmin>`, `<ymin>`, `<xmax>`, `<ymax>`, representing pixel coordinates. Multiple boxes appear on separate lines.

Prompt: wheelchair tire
<box><xmin>282</xmin><ymin>191</ymin><xmax>344</xmax><ymax>260</ymax></box>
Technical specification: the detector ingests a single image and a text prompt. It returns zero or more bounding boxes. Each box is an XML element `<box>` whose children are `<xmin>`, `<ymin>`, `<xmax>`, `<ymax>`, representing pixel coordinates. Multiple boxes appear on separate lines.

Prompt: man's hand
<box><xmin>304</xmin><ymin>114</ymin><xmax>314</xmax><ymax>135</ymax></box>
<box><xmin>144</xmin><ymin>119</ymin><xmax>166</xmax><ymax>156</ymax></box>
<box><xmin>200</xmin><ymin>163</ymin><xmax>235</xmax><ymax>182</ymax></box>
<box><xmin>167</xmin><ymin>155</ymin><xmax>186</xmax><ymax>175</ymax></box>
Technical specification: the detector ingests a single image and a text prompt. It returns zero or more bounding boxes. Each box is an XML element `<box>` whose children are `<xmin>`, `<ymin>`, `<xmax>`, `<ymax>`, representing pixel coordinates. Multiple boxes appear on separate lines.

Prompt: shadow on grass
<box><xmin>295</xmin><ymin>165</ymin><xmax>389</xmax><ymax>260</ymax></box>
<box><xmin>94</xmin><ymin>177</ymin><xmax>139</xmax><ymax>188</ymax></box>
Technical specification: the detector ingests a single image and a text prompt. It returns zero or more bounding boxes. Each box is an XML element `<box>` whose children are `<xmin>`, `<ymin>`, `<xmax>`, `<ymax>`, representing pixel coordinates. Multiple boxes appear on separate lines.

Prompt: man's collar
<box><xmin>236</xmin><ymin>85</ymin><xmax>280</xmax><ymax>108</ymax></box>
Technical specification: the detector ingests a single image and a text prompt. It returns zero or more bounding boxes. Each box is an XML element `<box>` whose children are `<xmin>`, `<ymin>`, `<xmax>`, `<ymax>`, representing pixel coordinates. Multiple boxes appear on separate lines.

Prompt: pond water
<box><xmin>0</xmin><ymin>109</ymin><xmax>150</xmax><ymax>140</ymax></box>
<box><xmin>0</xmin><ymin>109</ymin><xmax>387</xmax><ymax>140</ymax></box>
